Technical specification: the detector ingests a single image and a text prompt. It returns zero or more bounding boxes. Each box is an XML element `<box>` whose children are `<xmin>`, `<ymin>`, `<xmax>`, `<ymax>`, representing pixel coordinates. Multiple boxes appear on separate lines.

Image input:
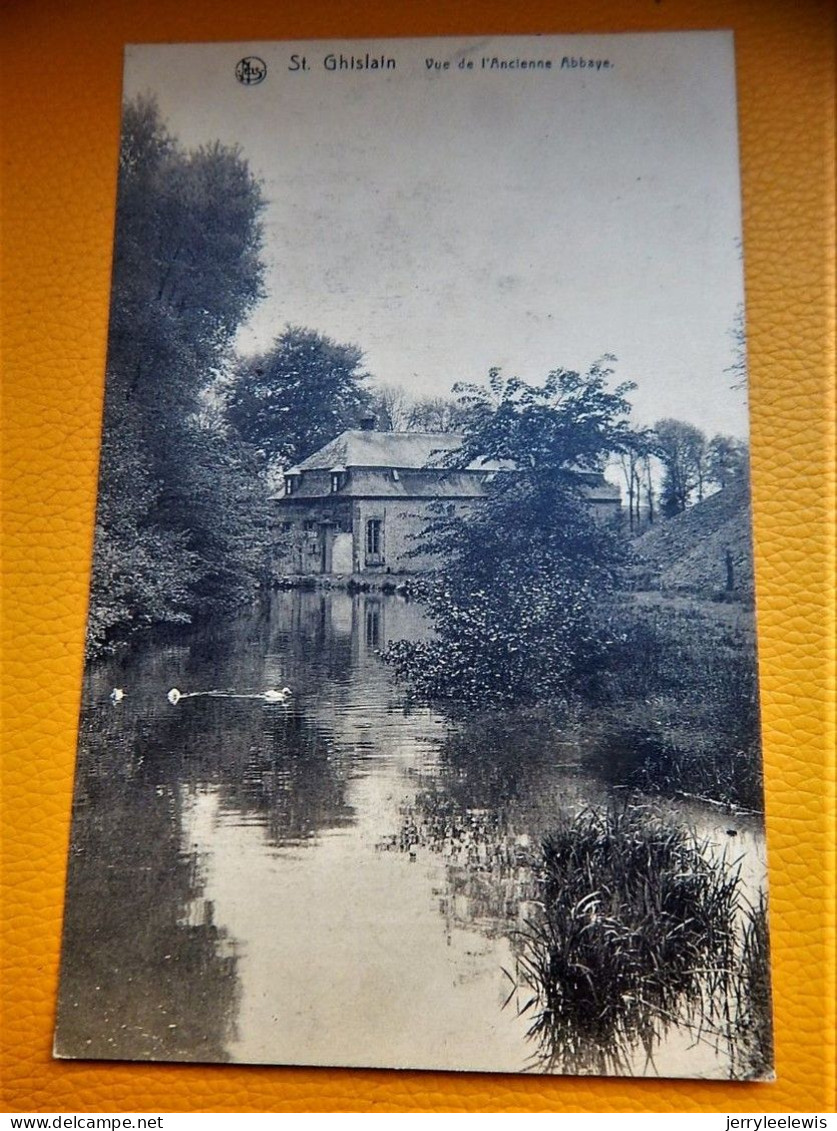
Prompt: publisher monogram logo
<box><xmin>235</xmin><ymin>56</ymin><xmax>267</xmax><ymax>85</ymax></box>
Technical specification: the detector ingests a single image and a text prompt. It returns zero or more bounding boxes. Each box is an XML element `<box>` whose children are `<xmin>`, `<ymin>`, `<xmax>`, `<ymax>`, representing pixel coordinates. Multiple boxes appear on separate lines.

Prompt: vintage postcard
<box><xmin>55</xmin><ymin>33</ymin><xmax>773</xmax><ymax>1078</ymax></box>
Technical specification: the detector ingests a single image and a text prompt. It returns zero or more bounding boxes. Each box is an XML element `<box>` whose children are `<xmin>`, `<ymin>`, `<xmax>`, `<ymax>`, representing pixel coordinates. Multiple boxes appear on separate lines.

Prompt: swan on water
<box><xmin>110</xmin><ymin>688</ymin><xmax>125</xmax><ymax>704</ymax></box>
<box><xmin>166</xmin><ymin>686</ymin><xmax>292</xmax><ymax>705</ymax></box>
<box><xmin>262</xmin><ymin>687</ymin><xmax>292</xmax><ymax>702</ymax></box>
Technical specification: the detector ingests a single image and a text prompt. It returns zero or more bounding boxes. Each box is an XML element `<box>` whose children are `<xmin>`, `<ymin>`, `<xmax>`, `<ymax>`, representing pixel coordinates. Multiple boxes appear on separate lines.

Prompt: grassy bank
<box><xmin>587</xmin><ymin>592</ymin><xmax>763</xmax><ymax>811</ymax></box>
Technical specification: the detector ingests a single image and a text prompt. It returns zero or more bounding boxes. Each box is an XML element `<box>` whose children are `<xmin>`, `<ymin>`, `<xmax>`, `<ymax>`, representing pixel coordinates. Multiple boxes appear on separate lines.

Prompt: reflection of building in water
<box><xmin>273</xmin><ymin>416</ymin><xmax>620</xmax><ymax>576</ymax></box>
<box><xmin>348</xmin><ymin>591</ymin><xmax>435</xmax><ymax>669</ymax></box>
<box><xmin>365</xmin><ymin>600</ymin><xmax>380</xmax><ymax>649</ymax></box>
<box><xmin>263</xmin><ymin>588</ymin><xmax>440</xmax><ymax>770</ymax></box>
<box><xmin>267</xmin><ymin>589</ymin><xmax>433</xmax><ymax>671</ymax></box>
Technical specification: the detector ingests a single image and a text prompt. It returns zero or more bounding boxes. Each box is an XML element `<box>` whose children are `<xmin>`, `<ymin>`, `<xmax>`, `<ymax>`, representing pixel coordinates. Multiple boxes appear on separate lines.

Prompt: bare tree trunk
<box><xmin>632</xmin><ymin>468</ymin><xmax>642</xmax><ymax>531</ymax></box>
<box><xmin>643</xmin><ymin>457</ymin><xmax>655</xmax><ymax>525</ymax></box>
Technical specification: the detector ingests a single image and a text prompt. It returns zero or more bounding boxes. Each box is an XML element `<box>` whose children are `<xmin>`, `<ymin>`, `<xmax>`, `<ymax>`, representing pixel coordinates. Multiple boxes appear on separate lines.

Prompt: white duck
<box><xmin>110</xmin><ymin>688</ymin><xmax>125</xmax><ymax>704</ymax></box>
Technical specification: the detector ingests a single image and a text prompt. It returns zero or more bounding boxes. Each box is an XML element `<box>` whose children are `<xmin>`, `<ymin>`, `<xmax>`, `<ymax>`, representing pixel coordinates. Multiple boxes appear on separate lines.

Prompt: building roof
<box><xmin>275</xmin><ymin>428</ymin><xmax>621</xmax><ymax>504</ymax></box>
<box><xmin>281</xmin><ymin>468</ymin><xmax>496</xmax><ymax>500</ymax></box>
<box><xmin>274</xmin><ymin>467</ymin><xmax>620</xmax><ymax>504</ymax></box>
<box><xmin>295</xmin><ymin>430</ymin><xmax>505</xmax><ymax>472</ymax></box>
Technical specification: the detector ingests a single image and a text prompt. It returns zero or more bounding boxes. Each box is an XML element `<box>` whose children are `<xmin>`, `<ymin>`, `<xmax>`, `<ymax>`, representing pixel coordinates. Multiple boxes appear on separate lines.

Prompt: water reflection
<box><xmin>56</xmin><ymin>590</ymin><xmax>768</xmax><ymax>1076</ymax></box>
<box><xmin>56</xmin><ymin>713</ymin><xmax>240</xmax><ymax>1062</ymax></box>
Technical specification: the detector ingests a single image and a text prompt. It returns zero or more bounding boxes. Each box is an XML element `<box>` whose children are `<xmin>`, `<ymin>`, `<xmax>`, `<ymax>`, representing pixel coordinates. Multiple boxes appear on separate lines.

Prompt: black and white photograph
<box><xmin>55</xmin><ymin>33</ymin><xmax>773</xmax><ymax>1079</ymax></box>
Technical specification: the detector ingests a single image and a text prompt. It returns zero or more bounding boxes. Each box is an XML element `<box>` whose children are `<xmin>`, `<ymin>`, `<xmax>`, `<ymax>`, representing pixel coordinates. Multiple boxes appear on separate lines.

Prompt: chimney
<box><xmin>359</xmin><ymin>413</ymin><xmax>377</xmax><ymax>432</ymax></box>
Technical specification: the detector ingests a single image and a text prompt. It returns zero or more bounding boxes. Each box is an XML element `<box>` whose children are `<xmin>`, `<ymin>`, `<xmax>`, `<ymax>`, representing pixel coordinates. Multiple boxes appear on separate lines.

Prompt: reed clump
<box><xmin>514</xmin><ymin>806</ymin><xmax>743</xmax><ymax>1074</ymax></box>
<box><xmin>732</xmin><ymin>891</ymin><xmax>774</xmax><ymax>1080</ymax></box>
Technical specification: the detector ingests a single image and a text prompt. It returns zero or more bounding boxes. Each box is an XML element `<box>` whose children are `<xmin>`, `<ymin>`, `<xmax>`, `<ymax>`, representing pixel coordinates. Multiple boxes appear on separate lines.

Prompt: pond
<box><xmin>56</xmin><ymin>589</ymin><xmax>768</xmax><ymax>1077</ymax></box>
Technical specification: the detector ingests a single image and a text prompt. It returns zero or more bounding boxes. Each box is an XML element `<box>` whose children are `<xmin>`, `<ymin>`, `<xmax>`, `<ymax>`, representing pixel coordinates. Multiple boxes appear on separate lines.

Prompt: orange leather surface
<box><xmin>2</xmin><ymin>0</ymin><xmax>834</xmax><ymax>1114</ymax></box>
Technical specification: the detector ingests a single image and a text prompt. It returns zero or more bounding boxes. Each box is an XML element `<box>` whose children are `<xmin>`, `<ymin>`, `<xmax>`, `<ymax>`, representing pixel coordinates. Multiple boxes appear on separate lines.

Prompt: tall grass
<box><xmin>731</xmin><ymin>891</ymin><xmax>774</xmax><ymax>1080</ymax></box>
<box><xmin>510</xmin><ymin>806</ymin><xmax>770</xmax><ymax>1076</ymax></box>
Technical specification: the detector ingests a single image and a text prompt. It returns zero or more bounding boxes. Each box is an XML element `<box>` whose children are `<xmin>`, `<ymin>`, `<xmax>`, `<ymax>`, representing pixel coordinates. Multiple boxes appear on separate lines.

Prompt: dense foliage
<box><xmin>89</xmin><ymin>98</ymin><xmax>268</xmax><ymax>653</ymax></box>
<box><xmin>385</xmin><ymin>363</ymin><xmax>635</xmax><ymax>705</ymax></box>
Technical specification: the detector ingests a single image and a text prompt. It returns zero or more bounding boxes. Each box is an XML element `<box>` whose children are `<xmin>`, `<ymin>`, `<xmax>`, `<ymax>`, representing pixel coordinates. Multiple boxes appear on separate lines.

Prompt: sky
<box><xmin>124</xmin><ymin>33</ymin><xmax>751</xmax><ymax>439</ymax></box>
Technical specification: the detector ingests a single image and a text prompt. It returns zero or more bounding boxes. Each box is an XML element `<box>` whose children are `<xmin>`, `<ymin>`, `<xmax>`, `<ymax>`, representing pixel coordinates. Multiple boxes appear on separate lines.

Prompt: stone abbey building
<box><xmin>272</xmin><ymin>417</ymin><xmax>620</xmax><ymax>578</ymax></box>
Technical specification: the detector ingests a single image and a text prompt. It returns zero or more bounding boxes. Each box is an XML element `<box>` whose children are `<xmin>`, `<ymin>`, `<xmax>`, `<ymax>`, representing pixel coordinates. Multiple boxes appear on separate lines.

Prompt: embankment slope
<box><xmin>632</xmin><ymin>478</ymin><xmax>754</xmax><ymax>593</ymax></box>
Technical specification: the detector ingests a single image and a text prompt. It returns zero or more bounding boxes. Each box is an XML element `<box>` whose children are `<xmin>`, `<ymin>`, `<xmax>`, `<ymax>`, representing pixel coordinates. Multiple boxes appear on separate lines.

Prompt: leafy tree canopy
<box><xmin>707</xmin><ymin>434</ymin><xmax>748</xmax><ymax>489</ymax></box>
<box><xmin>653</xmin><ymin>418</ymin><xmax>707</xmax><ymax>516</ymax></box>
<box><xmin>365</xmin><ymin>387</ymin><xmax>477</xmax><ymax>433</ymax></box>
<box><xmin>450</xmin><ymin>360</ymin><xmax>635</xmax><ymax>475</ymax></box>
<box><xmin>110</xmin><ymin>97</ymin><xmax>266</xmax><ymax>429</ymax></box>
<box><xmin>407</xmin><ymin>395</ymin><xmax>473</xmax><ymax>434</ymax></box>
<box><xmin>227</xmin><ymin>326</ymin><xmax>372</xmax><ymax>466</ymax></box>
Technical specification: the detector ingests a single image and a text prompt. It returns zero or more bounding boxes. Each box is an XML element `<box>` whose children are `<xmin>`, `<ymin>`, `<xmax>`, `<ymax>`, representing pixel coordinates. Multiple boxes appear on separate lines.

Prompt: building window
<box><xmin>365</xmin><ymin>518</ymin><xmax>382</xmax><ymax>560</ymax></box>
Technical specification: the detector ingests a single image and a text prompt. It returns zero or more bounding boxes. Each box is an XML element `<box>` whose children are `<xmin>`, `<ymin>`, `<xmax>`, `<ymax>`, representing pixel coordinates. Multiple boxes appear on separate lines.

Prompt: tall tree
<box><xmin>227</xmin><ymin>326</ymin><xmax>371</xmax><ymax>466</ymax></box>
<box><xmin>368</xmin><ymin>383</ymin><xmax>413</xmax><ymax>431</ymax></box>
<box><xmin>89</xmin><ymin>97</ymin><xmax>267</xmax><ymax>650</ymax></box>
<box><xmin>707</xmin><ymin>434</ymin><xmax>748</xmax><ymax>489</ymax></box>
<box><xmin>386</xmin><ymin>362</ymin><xmax>635</xmax><ymax>705</ymax></box>
<box><xmin>640</xmin><ymin>449</ymin><xmax>657</xmax><ymax>526</ymax></box>
<box><xmin>653</xmin><ymin>418</ymin><xmax>707</xmax><ymax>516</ymax></box>
<box><xmin>725</xmin><ymin>303</ymin><xmax>748</xmax><ymax>391</ymax></box>
<box><xmin>407</xmin><ymin>395</ymin><xmax>471</xmax><ymax>433</ymax></box>
<box><xmin>616</xmin><ymin>427</ymin><xmax>654</xmax><ymax>533</ymax></box>
<box><xmin>110</xmin><ymin>99</ymin><xmax>265</xmax><ymax>434</ymax></box>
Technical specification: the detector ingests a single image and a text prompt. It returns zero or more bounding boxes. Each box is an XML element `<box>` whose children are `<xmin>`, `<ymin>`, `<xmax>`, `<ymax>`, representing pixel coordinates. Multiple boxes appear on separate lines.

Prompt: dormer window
<box><xmin>284</xmin><ymin>468</ymin><xmax>302</xmax><ymax>496</ymax></box>
<box><xmin>330</xmin><ymin>465</ymin><xmax>346</xmax><ymax>493</ymax></box>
